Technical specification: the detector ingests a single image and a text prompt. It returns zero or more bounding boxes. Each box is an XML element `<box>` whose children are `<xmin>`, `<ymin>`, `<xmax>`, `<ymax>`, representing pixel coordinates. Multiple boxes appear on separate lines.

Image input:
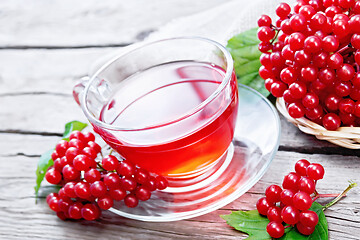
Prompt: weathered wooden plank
<box><xmin>0</xmin><ymin>133</ymin><xmax>59</xmax><ymax>157</ymax></box>
<box><xmin>0</xmin><ymin>92</ymin><xmax>356</xmax><ymax>153</ymax></box>
<box><xmin>0</xmin><ymin>150</ymin><xmax>358</xmax><ymax>239</ymax></box>
<box><xmin>0</xmin><ymin>0</ymin><xmax>227</xmax><ymax>47</ymax></box>
<box><xmin>0</xmin><ymin>48</ymin><xmax>118</xmax><ymax>94</ymax></box>
<box><xmin>0</xmin><ymin>94</ymin><xmax>87</xmax><ymax>134</ymax></box>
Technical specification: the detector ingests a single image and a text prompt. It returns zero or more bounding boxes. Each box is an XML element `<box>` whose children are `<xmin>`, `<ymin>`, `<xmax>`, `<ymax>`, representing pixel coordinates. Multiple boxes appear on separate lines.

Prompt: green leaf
<box><xmin>62</xmin><ymin>120</ymin><xmax>88</xmax><ymax>140</ymax></box>
<box><xmin>34</xmin><ymin>148</ymin><xmax>54</xmax><ymax>199</ymax></box>
<box><xmin>221</xmin><ymin>210</ymin><xmax>271</xmax><ymax>239</ymax></box>
<box><xmin>226</xmin><ymin>28</ymin><xmax>270</xmax><ymax>97</ymax></box>
<box><xmin>221</xmin><ymin>202</ymin><xmax>328</xmax><ymax>240</ymax></box>
<box><xmin>34</xmin><ymin>120</ymin><xmax>88</xmax><ymax>199</ymax></box>
<box><xmin>278</xmin><ymin>202</ymin><xmax>328</xmax><ymax>240</ymax></box>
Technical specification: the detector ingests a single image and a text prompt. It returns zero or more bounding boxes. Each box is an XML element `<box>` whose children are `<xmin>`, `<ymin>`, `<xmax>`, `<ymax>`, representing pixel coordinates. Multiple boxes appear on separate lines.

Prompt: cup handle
<box><xmin>72</xmin><ymin>76</ymin><xmax>90</xmax><ymax>106</ymax></box>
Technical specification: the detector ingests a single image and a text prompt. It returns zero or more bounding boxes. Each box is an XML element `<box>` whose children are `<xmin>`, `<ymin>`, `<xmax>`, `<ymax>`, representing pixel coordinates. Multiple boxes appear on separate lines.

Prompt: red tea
<box><xmin>97</xmin><ymin>61</ymin><xmax>238</xmax><ymax>176</ymax></box>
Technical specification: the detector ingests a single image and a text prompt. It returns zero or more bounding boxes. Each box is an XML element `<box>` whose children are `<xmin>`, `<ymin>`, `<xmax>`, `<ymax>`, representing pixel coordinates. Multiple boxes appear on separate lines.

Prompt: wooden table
<box><xmin>0</xmin><ymin>0</ymin><xmax>359</xmax><ymax>239</ymax></box>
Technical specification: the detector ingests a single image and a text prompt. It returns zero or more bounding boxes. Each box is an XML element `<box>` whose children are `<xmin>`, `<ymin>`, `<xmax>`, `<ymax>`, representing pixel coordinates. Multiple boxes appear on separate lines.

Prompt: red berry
<box><xmin>267</xmin><ymin>206</ymin><xmax>282</xmax><ymax>223</ymax></box>
<box><xmin>299</xmin><ymin>210</ymin><xmax>319</xmax><ymax>228</ymax></box>
<box><xmin>46</xmin><ymin>192</ymin><xmax>58</xmax><ymax>204</ymax></box>
<box><xmin>109</xmin><ymin>188</ymin><xmax>126</xmax><ymax>201</ymax></box>
<box><xmin>290</xmin><ymin>14</ymin><xmax>307</xmax><ymax>31</ymax></box>
<box><xmin>124</xmin><ymin>194</ymin><xmax>139</xmax><ymax>208</ymax></box>
<box><xmin>265</xmin><ymin>185</ymin><xmax>282</xmax><ymax>203</ymax></box>
<box><xmin>295</xmin><ymin>159</ymin><xmax>310</xmax><ymax>176</ymax></box>
<box><xmin>325</xmin><ymin>94</ymin><xmax>341</xmax><ymax>111</ymax></box>
<box><xmin>256</xmin><ymin>197</ymin><xmax>274</xmax><ymax>216</ymax></box>
<box><xmin>267</xmin><ymin>221</ymin><xmax>285</xmax><ymax>238</ymax></box>
<box><xmin>338</xmin><ymin>0</ymin><xmax>355</xmax><ymax>9</ymax></box>
<box><xmin>307</xmin><ymin>163</ymin><xmax>325</xmax><ymax>180</ymax></box>
<box><xmin>83</xmin><ymin>132</ymin><xmax>95</xmax><ymax>142</ymax></box>
<box><xmin>68</xmin><ymin>202</ymin><xmax>83</xmax><ymax>219</ymax></box>
<box><xmin>87</xmin><ymin>141</ymin><xmax>101</xmax><ymax>153</ymax></box>
<box><xmin>301</xmin><ymin>65</ymin><xmax>318</xmax><ymax>82</ymax></box>
<box><xmin>102</xmin><ymin>155</ymin><xmax>119</xmax><ymax>171</ymax></box>
<box><xmin>69</xmin><ymin>130</ymin><xmax>85</xmax><ymax>142</ymax></box>
<box><xmin>281</xmin><ymin>205</ymin><xmax>300</xmax><ymax>225</ymax></box>
<box><xmin>337</xmin><ymin>64</ymin><xmax>355</xmax><ymax>82</ymax></box>
<box><xmin>144</xmin><ymin>176</ymin><xmax>157</xmax><ymax>191</ymax></box>
<box><xmin>270</xmin><ymin>82</ymin><xmax>286</xmax><ymax>97</ymax></box>
<box><xmin>276</xmin><ymin>3</ymin><xmax>291</xmax><ymax>19</ymax></box>
<box><xmin>304</xmin><ymin>36</ymin><xmax>322</xmax><ymax>53</ymax></box>
<box><xmin>293</xmin><ymin>191</ymin><xmax>313</xmax><ymax>211</ymax></box>
<box><xmin>81</xmin><ymin>203</ymin><xmax>101</xmax><ymax>221</ymax></box>
<box><xmin>63</xmin><ymin>182</ymin><xmax>77</xmax><ymax>198</ymax></box>
<box><xmin>280</xmin><ymin>189</ymin><xmax>295</xmax><ymax>206</ymax></box>
<box><xmin>51</xmin><ymin>151</ymin><xmax>59</xmax><ymax>161</ymax></box>
<box><xmin>65</xmin><ymin>147</ymin><xmax>81</xmax><ymax>163</ymax></box>
<box><xmin>327</xmin><ymin>53</ymin><xmax>343</xmax><ymax>69</ymax></box>
<box><xmin>74</xmin><ymin>182</ymin><xmax>91</xmax><ymax>199</ymax></box>
<box><xmin>155</xmin><ymin>175</ymin><xmax>168</xmax><ymax>190</ymax></box>
<box><xmin>58</xmin><ymin>197</ymin><xmax>72</xmax><ymax>213</ymax></box>
<box><xmin>257</xmin><ymin>26</ymin><xmax>275</xmax><ymax>42</ymax></box>
<box><xmin>134</xmin><ymin>168</ymin><xmax>150</xmax><ymax>185</ymax></box>
<box><xmin>288</xmin><ymin>102</ymin><xmax>305</xmax><ymax>118</ymax></box>
<box><xmin>135</xmin><ymin>186</ymin><xmax>152</xmax><ymax>201</ymax></box>
<box><xmin>45</xmin><ymin>168</ymin><xmax>62</xmax><ymax>185</ymax></box>
<box><xmin>302</xmin><ymin>93</ymin><xmax>319</xmax><ymax>109</ymax></box>
<box><xmin>339</xmin><ymin>99</ymin><xmax>355</xmax><ymax>114</ymax></box>
<box><xmin>48</xmin><ymin>196</ymin><xmax>61</xmax><ymax>212</ymax></box>
<box><xmin>90</xmin><ymin>181</ymin><xmax>107</xmax><ymax>198</ymax></box>
<box><xmin>56</xmin><ymin>211</ymin><xmax>67</xmax><ymax>221</ymax></box>
<box><xmin>258</xmin><ymin>14</ymin><xmax>272</xmax><ymax>27</ymax></box>
<box><xmin>117</xmin><ymin>160</ymin><xmax>135</xmax><ymax>177</ymax></box>
<box><xmin>121</xmin><ymin>177</ymin><xmax>137</xmax><ymax>191</ymax></box>
<box><xmin>282</xmin><ymin>172</ymin><xmax>300</xmax><ymax>191</ymax></box>
<box><xmin>298</xmin><ymin>176</ymin><xmax>316</xmax><ymax>194</ymax></box>
<box><xmin>73</xmin><ymin>154</ymin><xmax>92</xmax><ymax>171</ymax></box>
<box><xmin>55</xmin><ymin>140</ymin><xmax>69</xmax><ymax>157</ymax></box>
<box><xmin>98</xmin><ymin>195</ymin><xmax>114</xmax><ymax>210</ymax></box>
<box><xmin>296</xmin><ymin>222</ymin><xmax>315</xmax><ymax>235</ymax></box>
<box><xmin>289</xmin><ymin>32</ymin><xmax>305</xmax><ymax>51</ymax></box>
<box><xmin>68</xmin><ymin>138</ymin><xmax>85</xmax><ymax>150</ymax></box>
<box><xmin>103</xmin><ymin>173</ymin><xmax>121</xmax><ymax>189</ymax></box>
<box><xmin>62</xmin><ymin>164</ymin><xmax>80</xmax><ymax>181</ymax></box>
<box><xmin>322</xmin><ymin>35</ymin><xmax>339</xmax><ymax>52</ymax></box>
<box><xmin>82</xmin><ymin>147</ymin><xmax>98</xmax><ymax>160</ymax></box>
<box><xmin>322</xmin><ymin>113</ymin><xmax>341</xmax><ymax>130</ymax></box>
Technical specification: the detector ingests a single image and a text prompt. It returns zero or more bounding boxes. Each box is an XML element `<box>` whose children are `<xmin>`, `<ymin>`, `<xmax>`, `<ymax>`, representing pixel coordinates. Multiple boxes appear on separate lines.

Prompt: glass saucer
<box><xmin>108</xmin><ymin>84</ymin><xmax>281</xmax><ymax>222</ymax></box>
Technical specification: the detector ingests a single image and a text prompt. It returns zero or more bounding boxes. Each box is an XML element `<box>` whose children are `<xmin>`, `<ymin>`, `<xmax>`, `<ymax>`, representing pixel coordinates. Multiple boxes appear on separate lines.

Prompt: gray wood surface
<box><xmin>0</xmin><ymin>1</ymin><xmax>359</xmax><ymax>239</ymax></box>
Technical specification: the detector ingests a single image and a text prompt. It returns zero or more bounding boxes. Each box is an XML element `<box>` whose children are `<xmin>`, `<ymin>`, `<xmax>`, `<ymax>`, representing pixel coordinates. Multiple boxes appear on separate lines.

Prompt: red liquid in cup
<box><xmin>97</xmin><ymin>61</ymin><xmax>238</xmax><ymax>176</ymax></box>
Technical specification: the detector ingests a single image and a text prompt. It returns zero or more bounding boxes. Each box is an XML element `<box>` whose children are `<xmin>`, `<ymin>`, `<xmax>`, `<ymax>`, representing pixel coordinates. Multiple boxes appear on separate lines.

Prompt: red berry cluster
<box><xmin>258</xmin><ymin>0</ymin><xmax>360</xmax><ymax>130</ymax></box>
<box><xmin>45</xmin><ymin>130</ymin><xmax>168</xmax><ymax>221</ymax></box>
<box><xmin>256</xmin><ymin>159</ymin><xmax>325</xmax><ymax>238</ymax></box>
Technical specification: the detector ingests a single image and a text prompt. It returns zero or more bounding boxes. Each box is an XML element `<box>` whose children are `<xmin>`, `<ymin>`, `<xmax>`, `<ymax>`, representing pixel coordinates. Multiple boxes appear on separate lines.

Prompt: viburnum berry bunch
<box><xmin>45</xmin><ymin>130</ymin><xmax>168</xmax><ymax>221</ymax></box>
<box><xmin>257</xmin><ymin>0</ymin><xmax>360</xmax><ymax>130</ymax></box>
<box><xmin>256</xmin><ymin>159</ymin><xmax>324</xmax><ymax>238</ymax></box>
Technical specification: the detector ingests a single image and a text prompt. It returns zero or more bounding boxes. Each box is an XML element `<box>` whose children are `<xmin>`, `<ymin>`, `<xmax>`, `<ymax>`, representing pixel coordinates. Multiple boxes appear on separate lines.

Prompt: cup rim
<box><xmin>81</xmin><ymin>36</ymin><xmax>234</xmax><ymax>131</ymax></box>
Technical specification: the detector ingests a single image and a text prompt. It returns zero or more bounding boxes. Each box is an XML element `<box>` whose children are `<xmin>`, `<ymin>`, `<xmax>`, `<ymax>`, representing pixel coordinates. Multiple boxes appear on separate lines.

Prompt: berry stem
<box><xmin>312</xmin><ymin>193</ymin><xmax>343</xmax><ymax>202</ymax></box>
<box><xmin>336</xmin><ymin>44</ymin><xmax>355</xmax><ymax>55</ymax></box>
<box><xmin>270</xmin><ymin>29</ymin><xmax>280</xmax><ymax>44</ymax></box>
<box><xmin>322</xmin><ymin>181</ymin><xmax>357</xmax><ymax>210</ymax></box>
<box><xmin>355</xmin><ymin>63</ymin><xmax>360</xmax><ymax>72</ymax></box>
<box><xmin>96</xmin><ymin>162</ymin><xmax>106</xmax><ymax>171</ymax></box>
<box><xmin>109</xmin><ymin>149</ymin><xmax>114</xmax><ymax>156</ymax></box>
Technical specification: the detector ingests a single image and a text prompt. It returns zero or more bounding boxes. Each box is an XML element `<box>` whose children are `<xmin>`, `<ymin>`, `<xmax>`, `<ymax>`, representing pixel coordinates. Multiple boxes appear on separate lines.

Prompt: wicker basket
<box><xmin>276</xmin><ymin>97</ymin><xmax>360</xmax><ymax>149</ymax></box>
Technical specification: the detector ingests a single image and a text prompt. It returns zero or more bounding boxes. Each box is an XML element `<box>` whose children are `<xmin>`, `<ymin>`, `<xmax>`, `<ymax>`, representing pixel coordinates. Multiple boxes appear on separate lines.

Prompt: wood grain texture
<box><xmin>1</xmin><ymin>0</ymin><xmax>359</xmax><ymax>239</ymax></box>
<box><xmin>0</xmin><ymin>0</ymin><xmax>227</xmax><ymax>47</ymax></box>
<box><xmin>0</xmin><ymin>151</ymin><xmax>358</xmax><ymax>240</ymax></box>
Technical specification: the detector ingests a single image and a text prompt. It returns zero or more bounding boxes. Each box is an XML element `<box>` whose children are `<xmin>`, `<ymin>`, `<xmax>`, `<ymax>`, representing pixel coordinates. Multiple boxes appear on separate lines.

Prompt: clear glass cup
<box><xmin>74</xmin><ymin>37</ymin><xmax>238</xmax><ymax>191</ymax></box>
<box><xmin>73</xmin><ymin>37</ymin><xmax>280</xmax><ymax>221</ymax></box>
